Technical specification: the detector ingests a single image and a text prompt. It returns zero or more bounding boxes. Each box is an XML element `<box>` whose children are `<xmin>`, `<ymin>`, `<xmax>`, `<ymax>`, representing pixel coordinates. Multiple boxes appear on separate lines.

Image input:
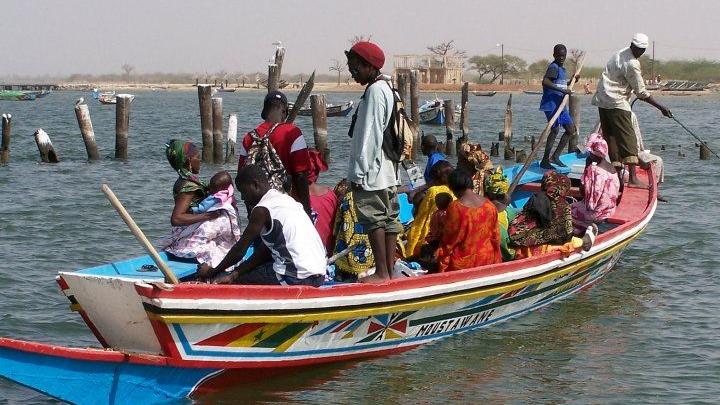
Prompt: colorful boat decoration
<box><xmin>290</xmin><ymin>100</ymin><xmax>354</xmax><ymax>117</ymax></box>
<box><xmin>418</xmin><ymin>98</ymin><xmax>461</xmax><ymax>125</ymax></box>
<box><xmin>0</xmin><ymin>153</ymin><xmax>658</xmax><ymax>404</ymax></box>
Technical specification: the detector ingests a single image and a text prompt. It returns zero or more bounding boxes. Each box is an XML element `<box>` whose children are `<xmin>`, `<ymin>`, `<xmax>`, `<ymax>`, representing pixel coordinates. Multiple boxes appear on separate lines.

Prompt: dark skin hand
<box><xmin>197</xmin><ymin>205</ymin><xmax>272</xmax><ymax>282</ymax></box>
<box><xmin>171</xmin><ymin>192</ymin><xmax>221</xmax><ymax>227</ymax></box>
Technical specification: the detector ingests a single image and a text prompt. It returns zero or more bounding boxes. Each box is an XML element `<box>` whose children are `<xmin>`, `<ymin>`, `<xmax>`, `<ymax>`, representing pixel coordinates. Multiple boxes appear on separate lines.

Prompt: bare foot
<box><xmin>582</xmin><ymin>224</ymin><xmax>598</xmax><ymax>251</ymax></box>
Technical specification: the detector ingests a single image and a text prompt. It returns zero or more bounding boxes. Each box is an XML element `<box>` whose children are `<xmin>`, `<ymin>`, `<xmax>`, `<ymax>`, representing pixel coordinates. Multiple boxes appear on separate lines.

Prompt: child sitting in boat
<box><xmin>407</xmin><ymin>192</ymin><xmax>453</xmax><ymax>272</ymax></box>
<box><xmin>483</xmin><ymin>167</ymin><xmax>518</xmax><ymax>262</ymax></box>
<box><xmin>197</xmin><ymin>164</ymin><xmax>327</xmax><ymax>286</ymax></box>
<box><xmin>191</xmin><ymin>171</ymin><xmax>236</xmax><ymax>214</ymax></box>
<box><xmin>571</xmin><ymin>132</ymin><xmax>620</xmax><ymax>234</ymax></box>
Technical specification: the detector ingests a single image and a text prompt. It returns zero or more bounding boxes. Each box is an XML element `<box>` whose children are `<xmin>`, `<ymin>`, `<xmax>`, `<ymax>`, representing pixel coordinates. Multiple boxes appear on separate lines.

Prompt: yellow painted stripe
<box><xmin>226</xmin><ymin>323</ymin><xmax>287</xmax><ymax>348</ymax></box>
<box><xmin>151</xmin><ymin>232</ymin><xmax>640</xmax><ymax>325</ymax></box>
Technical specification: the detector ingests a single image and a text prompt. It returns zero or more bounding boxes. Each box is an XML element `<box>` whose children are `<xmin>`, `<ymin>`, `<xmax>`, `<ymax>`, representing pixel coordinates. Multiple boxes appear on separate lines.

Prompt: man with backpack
<box><xmin>346</xmin><ymin>41</ymin><xmax>402</xmax><ymax>281</ymax></box>
<box><xmin>237</xmin><ymin>90</ymin><xmax>312</xmax><ymax>217</ymax></box>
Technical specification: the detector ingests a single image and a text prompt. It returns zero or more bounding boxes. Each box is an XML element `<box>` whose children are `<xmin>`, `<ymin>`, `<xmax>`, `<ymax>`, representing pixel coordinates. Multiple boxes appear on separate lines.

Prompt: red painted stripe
<box><xmin>196</xmin><ymin>323</ymin><xmax>264</xmax><ymax>347</ymax></box>
<box><xmin>56</xmin><ymin>276</ymin><xmax>69</xmax><ymax>291</ymax></box>
<box><xmin>331</xmin><ymin>320</ymin><xmax>353</xmax><ymax>333</ymax></box>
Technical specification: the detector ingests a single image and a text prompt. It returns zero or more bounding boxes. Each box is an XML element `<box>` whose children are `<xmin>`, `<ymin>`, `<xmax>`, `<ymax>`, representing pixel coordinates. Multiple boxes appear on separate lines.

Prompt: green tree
<box><xmin>528</xmin><ymin>59</ymin><xmax>550</xmax><ymax>78</ymax></box>
<box><xmin>468</xmin><ymin>54</ymin><xmax>527</xmax><ymax>83</ymax></box>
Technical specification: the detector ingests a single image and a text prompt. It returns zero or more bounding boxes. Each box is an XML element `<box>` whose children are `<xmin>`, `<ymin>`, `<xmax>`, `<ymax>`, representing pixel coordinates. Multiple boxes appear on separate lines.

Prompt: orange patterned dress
<box><xmin>437</xmin><ymin>199</ymin><xmax>502</xmax><ymax>272</ymax></box>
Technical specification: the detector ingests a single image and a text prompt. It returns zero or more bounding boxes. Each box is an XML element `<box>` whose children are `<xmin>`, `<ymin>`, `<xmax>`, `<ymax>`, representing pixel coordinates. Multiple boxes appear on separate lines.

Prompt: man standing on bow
<box><xmin>345</xmin><ymin>41</ymin><xmax>401</xmax><ymax>281</ymax></box>
<box><xmin>592</xmin><ymin>33</ymin><xmax>672</xmax><ymax>188</ymax></box>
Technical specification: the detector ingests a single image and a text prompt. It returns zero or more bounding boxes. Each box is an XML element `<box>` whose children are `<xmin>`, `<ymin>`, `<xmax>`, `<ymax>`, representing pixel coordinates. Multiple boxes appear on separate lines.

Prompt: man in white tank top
<box><xmin>197</xmin><ymin>165</ymin><xmax>327</xmax><ymax>286</ymax></box>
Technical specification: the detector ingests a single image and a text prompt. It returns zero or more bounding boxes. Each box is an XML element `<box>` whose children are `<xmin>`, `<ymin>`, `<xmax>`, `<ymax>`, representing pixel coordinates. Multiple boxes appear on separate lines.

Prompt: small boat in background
<box><xmin>0</xmin><ymin>90</ymin><xmax>37</xmax><ymax>101</ymax></box>
<box><xmin>218</xmin><ymin>87</ymin><xmax>237</xmax><ymax>93</ymax></box>
<box><xmin>99</xmin><ymin>92</ymin><xmax>135</xmax><ymax>105</ymax></box>
<box><xmin>291</xmin><ymin>100</ymin><xmax>354</xmax><ymax>117</ymax></box>
<box><xmin>473</xmin><ymin>91</ymin><xmax>497</xmax><ymax>97</ymax></box>
<box><xmin>419</xmin><ymin>98</ymin><xmax>461</xmax><ymax>125</ymax></box>
<box><xmin>523</xmin><ymin>90</ymin><xmax>543</xmax><ymax>95</ymax></box>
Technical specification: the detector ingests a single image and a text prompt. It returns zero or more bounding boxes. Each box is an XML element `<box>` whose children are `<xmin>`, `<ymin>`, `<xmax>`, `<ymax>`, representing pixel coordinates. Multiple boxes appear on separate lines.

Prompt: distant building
<box><xmin>393</xmin><ymin>54</ymin><xmax>464</xmax><ymax>84</ymax></box>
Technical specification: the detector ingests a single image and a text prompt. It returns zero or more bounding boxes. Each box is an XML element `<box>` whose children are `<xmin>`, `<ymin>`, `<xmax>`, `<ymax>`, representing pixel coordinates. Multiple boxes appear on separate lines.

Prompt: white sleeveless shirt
<box><xmin>254</xmin><ymin>189</ymin><xmax>327</xmax><ymax>279</ymax></box>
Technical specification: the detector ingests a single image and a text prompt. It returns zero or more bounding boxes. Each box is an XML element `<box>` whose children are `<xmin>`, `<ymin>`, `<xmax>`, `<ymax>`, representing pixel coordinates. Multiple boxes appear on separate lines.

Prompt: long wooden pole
<box><xmin>286</xmin><ymin>70</ymin><xmax>315</xmax><ymax>123</ymax></box>
<box><xmin>197</xmin><ymin>85</ymin><xmax>213</xmax><ymax>162</ymax></box>
<box><xmin>443</xmin><ymin>99</ymin><xmax>455</xmax><ymax>156</ymax></box>
<box><xmin>101</xmin><ymin>184</ymin><xmax>179</xmax><ymax>284</ymax></box>
<box><xmin>225</xmin><ymin>113</ymin><xmax>238</xmax><ymax>163</ymax></box>
<box><xmin>410</xmin><ymin>70</ymin><xmax>420</xmax><ymax>159</ymax></box>
<box><xmin>310</xmin><ymin>94</ymin><xmax>329</xmax><ymax>162</ymax></box>
<box><xmin>115</xmin><ymin>94</ymin><xmax>132</xmax><ymax>160</ymax></box>
<box><xmin>460</xmin><ymin>82</ymin><xmax>469</xmax><ymax>145</ymax></box>
<box><xmin>507</xmin><ymin>54</ymin><xmax>585</xmax><ymax>197</ymax></box>
<box><xmin>568</xmin><ymin>94</ymin><xmax>581</xmax><ymax>152</ymax></box>
<box><xmin>34</xmin><ymin>129</ymin><xmax>59</xmax><ymax>163</ymax></box>
<box><xmin>503</xmin><ymin>94</ymin><xmax>513</xmax><ymax>160</ymax></box>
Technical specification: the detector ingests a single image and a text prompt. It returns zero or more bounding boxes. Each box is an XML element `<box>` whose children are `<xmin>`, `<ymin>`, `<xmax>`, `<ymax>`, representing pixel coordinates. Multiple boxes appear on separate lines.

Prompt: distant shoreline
<box><xmin>51</xmin><ymin>81</ymin><xmax>719</xmax><ymax>96</ymax></box>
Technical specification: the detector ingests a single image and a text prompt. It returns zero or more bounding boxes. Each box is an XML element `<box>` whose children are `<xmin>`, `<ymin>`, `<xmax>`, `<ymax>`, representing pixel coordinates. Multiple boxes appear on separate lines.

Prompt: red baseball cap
<box><xmin>346</xmin><ymin>41</ymin><xmax>385</xmax><ymax>70</ymax></box>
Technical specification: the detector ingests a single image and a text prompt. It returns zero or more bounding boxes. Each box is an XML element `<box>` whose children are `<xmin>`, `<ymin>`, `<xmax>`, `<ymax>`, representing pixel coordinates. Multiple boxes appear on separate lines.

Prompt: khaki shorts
<box><xmin>352</xmin><ymin>186</ymin><xmax>403</xmax><ymax>234</ymax></box>
<box><xmin>598</xmin><ymin>107</ymin><xmax>638</xmax><ymax>167</ymax></box>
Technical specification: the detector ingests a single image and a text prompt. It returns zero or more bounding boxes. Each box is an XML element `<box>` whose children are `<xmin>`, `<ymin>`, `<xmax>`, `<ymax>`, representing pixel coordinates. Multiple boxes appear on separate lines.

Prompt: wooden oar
<box><xmin>507</xmin><ymin>53</ymin><xmax>586</xmax><ymax>196</ymax></box>
<box><xmin>101</xmin><ymin>184</ymin><xmax>179</xmax><ymax>284</ymax></box>
<box><xmin>285</xmin><ymin>70</ymin><xmax>315</xmax><ymax>124</ymax></box>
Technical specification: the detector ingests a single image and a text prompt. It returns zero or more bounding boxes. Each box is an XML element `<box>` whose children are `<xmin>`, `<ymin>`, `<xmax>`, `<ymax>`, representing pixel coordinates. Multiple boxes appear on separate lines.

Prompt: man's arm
<box><xmin>197</xmin><ymin>206</ymin><xmax>270</xmax><ymax>279</ymax></box>
<box><xmin>292</xmin><ymin>172</ymin><xmax>312</xmax><ymax>217</ymax></box>
<box><xmin>542</xmin><ymin>65</ymin><xmax>571</xmax><ymax>94</ymax></box>
<box><xmin>625</xmin><ymin>60</ymin><xmax>670</xmax><ymax>116</ymax></box>
<box><xmin>213</xmin><ymin>244</ymin><xmax>272</xmax><ymax>284</ymax></box>
<box><xmin>350</xmin><ymin>85</ymin><xmax>388</xmax><ymax>184</ymax></box>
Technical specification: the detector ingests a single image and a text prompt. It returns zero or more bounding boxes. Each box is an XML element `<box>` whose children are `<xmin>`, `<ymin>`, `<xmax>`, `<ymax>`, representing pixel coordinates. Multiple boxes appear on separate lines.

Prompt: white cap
<box><xmin>632</xmin><ymin>33</ymin><xmax>649</xmax><ymax>49</ymax></box>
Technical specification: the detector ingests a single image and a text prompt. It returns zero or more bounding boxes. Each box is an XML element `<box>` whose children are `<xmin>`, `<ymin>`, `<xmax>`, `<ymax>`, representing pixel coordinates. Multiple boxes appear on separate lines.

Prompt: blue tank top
<box><xmin>539</xmin><ymin>62</ymin><xmax>567</xmax><ymax>112</ymax></box>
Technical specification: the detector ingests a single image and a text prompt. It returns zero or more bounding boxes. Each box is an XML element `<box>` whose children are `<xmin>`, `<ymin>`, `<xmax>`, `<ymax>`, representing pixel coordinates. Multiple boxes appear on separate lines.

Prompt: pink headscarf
<box><xmin>586</xmin><ymin>132</ymin><xmax>608</xmax><ymax>159</ymax></box>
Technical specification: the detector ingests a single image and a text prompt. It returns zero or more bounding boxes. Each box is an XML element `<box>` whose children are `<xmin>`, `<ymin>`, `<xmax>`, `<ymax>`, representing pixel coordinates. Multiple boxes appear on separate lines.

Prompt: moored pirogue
<box><xmin>0</xmin><ymin>153</ymin><xmax>658</xmax><ymax>404</ymax></box>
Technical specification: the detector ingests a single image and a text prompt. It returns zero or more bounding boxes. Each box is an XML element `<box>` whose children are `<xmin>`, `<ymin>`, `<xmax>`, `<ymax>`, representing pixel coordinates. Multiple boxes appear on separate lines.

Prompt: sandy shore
<box><xmin>55</xmin><ymin>81</ymin><xmax>719</xmax><ymax>96</ymax></box>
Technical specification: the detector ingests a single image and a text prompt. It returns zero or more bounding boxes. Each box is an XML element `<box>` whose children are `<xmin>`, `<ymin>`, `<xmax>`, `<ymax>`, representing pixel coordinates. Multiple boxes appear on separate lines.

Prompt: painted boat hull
<box><xmin>474</xmin><ymin>91</ymin><xmax>497</xmax><ymax>97</ymax></box>
<box><xmin>296</xmin><ymin>101</ymin><xmax>354</xmax><ymax>117</ymax></box>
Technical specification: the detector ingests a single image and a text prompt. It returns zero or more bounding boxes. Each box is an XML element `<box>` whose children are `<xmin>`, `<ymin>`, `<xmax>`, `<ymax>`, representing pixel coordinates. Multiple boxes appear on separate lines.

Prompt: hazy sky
<box><xmin>1</xmin><ymin>0</ymin><xmax>719</xmax><ymax>76</ymax></box>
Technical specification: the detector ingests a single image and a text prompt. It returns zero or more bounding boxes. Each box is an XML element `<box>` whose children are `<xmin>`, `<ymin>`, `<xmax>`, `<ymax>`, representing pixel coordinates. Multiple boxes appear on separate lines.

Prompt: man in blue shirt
<box><xmin>421</xmin><ymin>134</ymin><xmax>447</xmax><ymax>183</ymax></box>
<box><xmin>539</xmin><ymin>44</ymin><xmax>577</xmax><ymax>170</ymax></box>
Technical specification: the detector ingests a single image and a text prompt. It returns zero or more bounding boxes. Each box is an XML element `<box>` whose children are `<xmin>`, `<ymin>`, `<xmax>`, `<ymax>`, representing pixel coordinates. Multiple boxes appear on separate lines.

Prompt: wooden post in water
<box><xmin>74</xmin><ymin>101</ymin><xmax>100</xmax><ymax>161</ymax></box>
<box><xmin>490</xmin><ymin>142</ymin><xmax>500</xmax><ymax>157</ymax></box>
<box><xmin>503</xmin><ymin>94</ymin><xmax>513</xmax><ymax>160</ymax></box>
<box><xmin>568</xmin><ymin>94</ymin><xmax>581</xmax><ymax>152</ymax></box>
<box><xmin>459</xmin><ymin>82</ymin><xmax>469</xmax><ymax>145</ymax></box>
<box><xmin>34</xmin><ymin>129</ymin><xmax>59</xmax><ymax>163</ymax></box>
<box><xmin>225</xmin><ymin>113</ymin><xmax>238</xmax><ymax>163</ymax></box>
<box><xmin>1</xmin><ymin>114</ymin><xmax>11</xmax><ymax>165</ymax></box>
<box><xmin>700</xmin><ymin>143</ymin><xmax>711</xmax><ymax>160</ymax></box>
<box><xmin>310</xmin><ymin>94</ymin><xmax>329</xmax><ymax>162</ymax></box>
<box><xmin>114</xmin><ymin>94</ymin><xmax>132</xmax><ymax>160</ymax></box>
<box><xmin>211</xmin><ymin>97</ymin><xmax>224</xmax><ymax>163</ymax></box>
<box><xmin>410</xmin><ymin>70</ymin><xmax>420</xmax><ymax>159</ymax></box>
<box><xmin>515</xmin><ymin>149</ymin><xmax>527</xmax><ymax>163</ymax></box>
<box><xmin>197</xmin><ymin>84</ymin><xmax>213</xmax><ymax>162</ymax></box>
<box><xmin>274</xmin><ymin>46</ymin><xmax>286</xmax><ymax>77</ymax></box>
<box><xmin>267</xmin><ymin>65</ymin><xmax>279</xmax><ymax>93</ymax></box>
<box><xmin>397</xmin><ymin>74</ymin><xmax>408</xmax><ymax>104</ymax></box>
<box><xmin>443</xmin><ymin>99</ymin><xmax>455</xmax><ymax>156</ymax></box>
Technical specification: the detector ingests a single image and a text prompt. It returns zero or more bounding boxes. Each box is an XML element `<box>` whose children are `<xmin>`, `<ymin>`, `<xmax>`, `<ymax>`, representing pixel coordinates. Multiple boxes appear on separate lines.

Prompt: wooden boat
<box><xmin>0</xmin><ymin>90</ymin><xmax>36</xmax><ymax>101</ymax></box>
<box><xmin>290</xmin><ymin>101</ymin><xmax>354</xmax><ymax>117</ymax></box>
<box><xmin>418</xmin><ymin>99</ymin><xmax>461</xmax><ymax>125</ymax></box>
<box><xmin>218</xmin><ymin>87</ymin><xmax>237</xmax><ymax>93</ymax></box>
<box><xmin>523</xmin><ymin>90</ymin><xmax>543</xmax><ymax>95</ymax></box>
<box><xmin>99</xmin><ymin>93</ymin><xmax>135</xmax><ymax>105</ymax></box>
<box><xmin>474</xmin><ymin>91</ymin><xmax>497</xmax><ymax>97</ymax></box>
<box><xmin>0</xmin><ymin>153</ymin><xmax>659</xmax><ymax>404</ymax></box>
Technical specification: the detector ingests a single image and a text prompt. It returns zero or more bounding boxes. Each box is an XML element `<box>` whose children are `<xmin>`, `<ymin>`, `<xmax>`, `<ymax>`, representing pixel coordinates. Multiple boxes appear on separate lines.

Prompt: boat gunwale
<box><xmin>127</xmin><ymin>168</ymin><xmax>656</xmax><ymax>306</ymax></box>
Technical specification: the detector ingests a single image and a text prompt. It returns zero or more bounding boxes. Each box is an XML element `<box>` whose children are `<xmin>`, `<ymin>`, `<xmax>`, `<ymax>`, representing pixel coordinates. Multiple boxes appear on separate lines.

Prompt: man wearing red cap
<box><xmin>345</xmin><ymin>41</ymin><xmax>401</xmax><ymax>281</ymax></box>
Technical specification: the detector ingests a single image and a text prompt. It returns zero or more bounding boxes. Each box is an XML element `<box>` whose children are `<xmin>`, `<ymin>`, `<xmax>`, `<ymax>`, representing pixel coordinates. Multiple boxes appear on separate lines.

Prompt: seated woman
<box><xmin>509</xmin><ymin>171</ymin><xmax>594</xmax><ymax>259</ymax></box>
<box><xmin>483</xmin><ymin>167</ymin><xmax>518</xmax><ymax>261</ymax></box>
<box><xmin>307</xmin><ymin>149</ymin><xmax>338</xmax><ymax>253</ymax></box>
<box><xmin>407</xmin><ymin>192</ymin><xmax>453</xmax><ymax>272</ymax></box>
<box><xmin>329</xmin><ymin>179</ymin><xmax>375</xmax><ymax>281</ymax></box>
<box><xmin>198</xmin><ymin>165</ymin><xmax>327</xmax><ymax>286</ymax></box>
<box><xmin>159</xmin><ymin>140</ymin><xmax>241</xmax><ymax>267</ymax></box>
<box><xmin>436</xmin><ymin>170</ymin><xmax>502</xmax><ymax>272</ymax></box>
<box><xmin>404</xmin><ymin>160</ymin><xmax>455</xmax><ymax>257</ymax></box>
<box><xmin>571</xmin><ymin>132</ymin><xmax>620</xmax><ymax>234</ymax></box>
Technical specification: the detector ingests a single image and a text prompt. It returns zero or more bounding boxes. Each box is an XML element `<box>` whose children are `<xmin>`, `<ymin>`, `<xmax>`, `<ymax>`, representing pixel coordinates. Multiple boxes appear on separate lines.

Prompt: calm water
<box><xmin>0</xmin><ymin>90</ymin><xmax>718</xmax><ymax>403</ymax></box>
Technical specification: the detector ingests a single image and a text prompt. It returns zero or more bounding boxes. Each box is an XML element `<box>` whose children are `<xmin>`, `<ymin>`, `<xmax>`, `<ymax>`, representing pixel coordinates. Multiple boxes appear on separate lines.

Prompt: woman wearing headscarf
<box><xmin>508</xmin><ymin>171</ymin><xmax>594</xmax><ymax>259</ymax></box>
<box><xmin>159</xmin><ymin>140</ymin><xmax>241</xmax><ymax>267</ymax></box>
<box><xmin>436</xmin><ymin>169</ymin><xmax>502</xmax><ymax>272</ymax></box>
<box><xmin>307</xmin><ymin>148</ymin><xmax>338</xmax><ymax>252</ymax></box>
<box><xmin>571</xmin><ymin>132</ymin><xmax>620</xmax><ymax>234</ymax></box>
<box><xmin>483</xmin><ymin>167</ymin><xmax>518</xmax><ymax>261</ymax></box>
